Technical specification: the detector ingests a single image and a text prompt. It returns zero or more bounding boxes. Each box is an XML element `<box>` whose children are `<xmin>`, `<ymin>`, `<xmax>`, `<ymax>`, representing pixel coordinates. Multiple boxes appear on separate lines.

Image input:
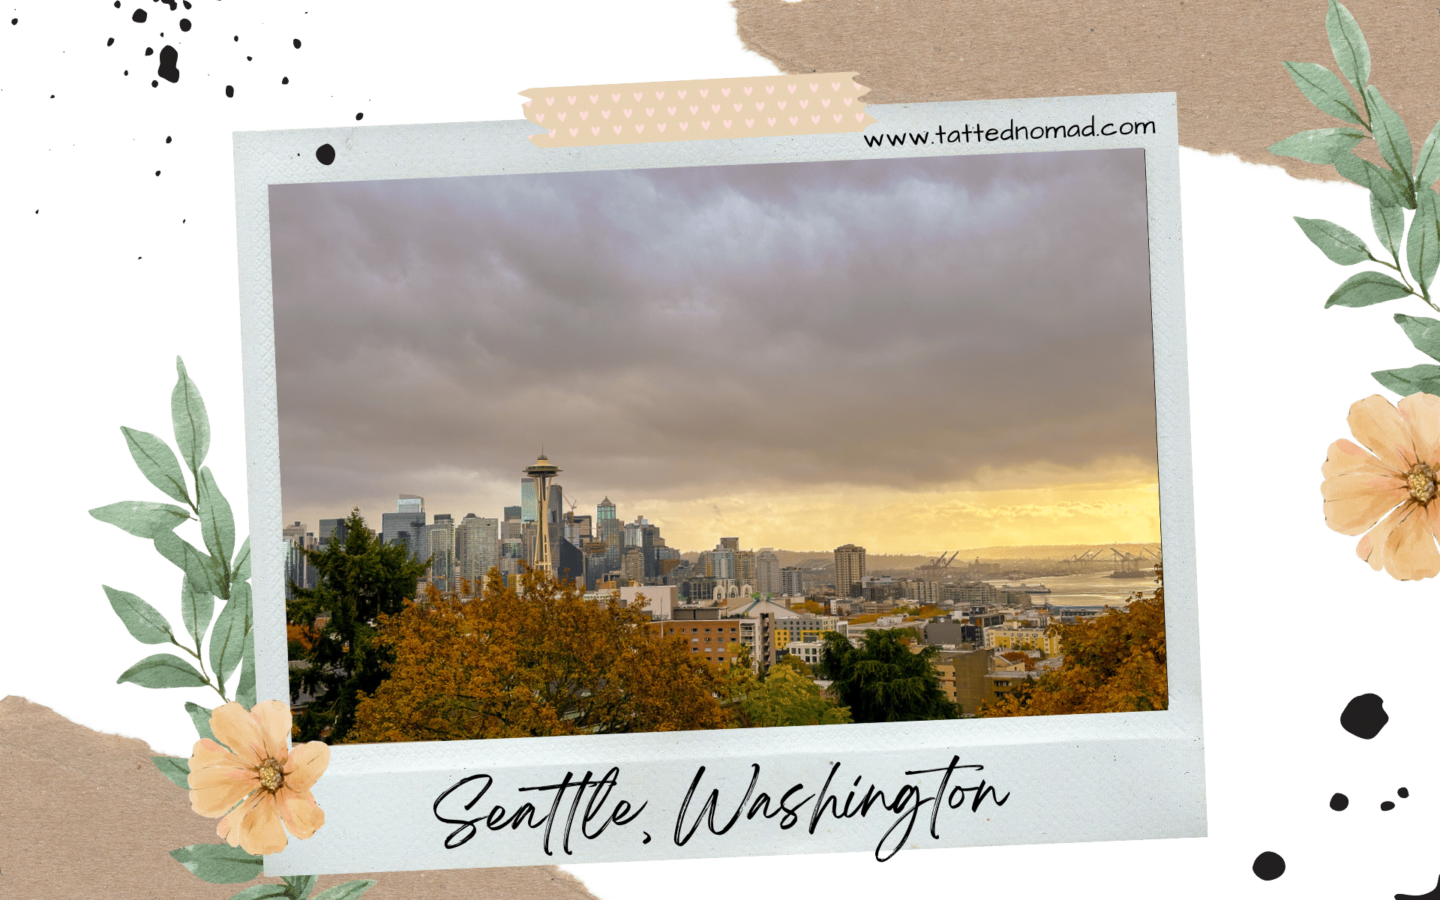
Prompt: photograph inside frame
<box><xmin>269</xmin><ymin>146</ymin><xmax>1166</xmax><ymax>747</ymax></box>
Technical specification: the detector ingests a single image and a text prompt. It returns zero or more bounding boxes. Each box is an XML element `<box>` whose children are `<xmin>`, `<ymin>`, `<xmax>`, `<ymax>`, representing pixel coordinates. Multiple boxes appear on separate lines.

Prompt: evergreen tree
<box><xmin>817</xmin><ymin>629</ymin><xmax>959</xmax><ymax>723</ymax></box>
<box><xmin>287</xmin><ymin>509</ymin><xmax>428</xmax><ymax>743</ymax></box>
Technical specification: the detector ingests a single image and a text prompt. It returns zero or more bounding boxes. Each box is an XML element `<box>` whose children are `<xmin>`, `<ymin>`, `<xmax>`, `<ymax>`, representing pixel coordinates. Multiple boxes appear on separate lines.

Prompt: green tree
<box><xmin>286</xmin><ymin>509</ymin><xmax>429</xmax><ymax>743</ymax></box>
<box><xmin>736</xmin><ymin>664</ymin><xmax>851</xmax><ymax>728</ymax></box>
<box><xmin>817</xmin><ymin>629</ymin><xmax>959</xmax><ymax>723</ymax></box>
<box><xmin>771</xmin><ymin>652</ymin><xmax>813</xmax><ymax>679</ymax></box>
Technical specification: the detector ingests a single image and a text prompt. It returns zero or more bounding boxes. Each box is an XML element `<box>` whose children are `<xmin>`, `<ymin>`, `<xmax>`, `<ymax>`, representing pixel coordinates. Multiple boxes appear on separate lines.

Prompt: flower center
<box><xmin>257</xmin><ymin>758</ymin><xmax>284</xmax><ymax>793</ymax></box>
<box><xmin>1408</xmin><ymin>463</ymin><xmax>1437</xmax><ymax>504</ymax></box>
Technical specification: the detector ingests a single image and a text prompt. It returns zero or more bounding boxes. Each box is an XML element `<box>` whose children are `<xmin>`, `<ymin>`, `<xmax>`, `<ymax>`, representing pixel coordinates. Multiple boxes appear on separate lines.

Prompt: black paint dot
<box><xmin>281</xmin><ymin>76</ymin><xmax>289</xmax><ymax>84</ymax></box>
<box><xmin>1399</xmin><ymin>787</ymin><xmax>1410</xmax><ymax>798</ymax></box>
<box><xmin>246</xmin><ymin>56</ymin><xmax>252</xmax><ymax>61</ymax></box>
<box><xmin>1341</xmin><ymin>693</ymin><xmax>1389</xmax><ymax>739</ymax></box>
<box><xmin>315</xmin><ymin>143</ymin><xmax>336</xmax><ymax>165</ymax></box>
<box><xmin>144</xmin><ymin>46</ymin><xmax>153</xmax><ymax>55</ymax></box>
<box><xmin>355</xmin><ymin>112</ymin><xmax>363</xmax><ymax>121</ymax></box>
<box><xmin>124</xmin><ymin>69</ymin><xmax>129</xmax><ymax>75</ymax></box>
<box><xmin>179</xmin><ymin>18</ymin><xmax>190</xmax><ymax>30</ymax></box>
<box><xmin>232</xmin><ymin>34</ymin><xmax>238</xmax><ymax>41</ymax></box>
<box><xmin>131</xmin><ymin>8</ymin><xmax>146</xmax><ymax>22</ymax></box>
<box><xmin>10</xmin><ymin>17</ymin><xmax>17</xmax><ymax>24</ymax></box>
<box><xmin>1330</xmin><ymin>792</ymin><xmax>1349</xmax><ymax>811</ymax></box>
<box><xmin>151</xmin><ymin>80</ymin><xmax>158</xmax><ymax>87</ymax></box>
<box><xmin>165</xmin><ymin>135</ymin><xmax>171</xmax><ymax>143</ymax></box>
<box><xmin>1382</xmin><ymin>800</ymin><xmax>1396</xmax><ymax>811</ymax></box>
<box><xmin>107</xmin><ymin>37</ymin><xmax>115</xmax><ymax>46</ymax></box>
<box><xmin>293</xmin><ymin>38</ymin><xmax>301</xmax><ymax>48</ymax></box>
<box><xmin>225</xmin><ymin>85</ymin><xmax>234</xmax><ymax>98</ymax></box>
<box><xmin>157</xmin><ymin>45</ymin><xmax>178</xmax><ymax>83</ymax></box>
<box><xmin>1252</xmin><ymin>852</ymin><xmax>1285</xmax><ymax>881</ymax></box>
<box><xmin>642</xmin><ymin>831</ymin><xmax>651</xmax><ymax>844</ymax></box>
<box><xmin>114</xmin><ymin>0</ymin><xmax>121</xmax><ymax>6</ymax></box>
<box><xmin>183</xmin><ymin>0</ymin><xmax>190</xmax><ymax>8</ymax></box>
<box><xmin>155</xmin><ymin>170</ymin><xmax>161</xmax><ymax>176</ymax></box>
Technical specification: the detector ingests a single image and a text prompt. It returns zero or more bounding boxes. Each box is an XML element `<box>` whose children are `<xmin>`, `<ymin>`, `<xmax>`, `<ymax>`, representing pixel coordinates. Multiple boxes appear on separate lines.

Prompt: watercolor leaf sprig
<box><xmin>90</xmin><ymin>357</ymin><xmax>372</xmax><ymax>900</ymax></box>
<box><xmin>1270</xmin><ymin>0</ymin><xmax>1440</xmax><ymax>395</ymax></box>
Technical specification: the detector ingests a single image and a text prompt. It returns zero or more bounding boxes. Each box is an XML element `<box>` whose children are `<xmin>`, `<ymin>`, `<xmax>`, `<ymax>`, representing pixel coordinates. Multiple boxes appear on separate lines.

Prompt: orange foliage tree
<box><xmin>976</xmin><ymin>570</ymin><xmax>1167</xmax><ymax>718</ymax></box>
<box><xmin>348</xmin><ymin>567</ymin><xmax>730</xmax><ymax>742</ymax></box>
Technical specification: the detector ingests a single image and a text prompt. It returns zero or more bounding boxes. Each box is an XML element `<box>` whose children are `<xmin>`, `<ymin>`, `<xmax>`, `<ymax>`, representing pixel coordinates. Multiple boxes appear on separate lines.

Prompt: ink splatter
<box><xmin>315</xmin><ymin>143</ymin><xmax>336</xmax><ymax>165</ymax></box>
<box><xmin>281</xmin><ymin>76</ymin><xmax>289</xmax><ymax>84</ymax></box>
<box><xmin>1397</xmin><ymin>874</ymin><xmax>1440</xmax><ymax>900</ymax></box>
<box><xmin>1341</xmin><ymin>694</ymin><xmax>1388</xmax><ymax>739</ymax></box>
<box><xmin>179</xmin><ymin>18</ymin><xmax>190</xmax><ymax>31</ymax></box>
<box><xmin>1330</xmin><ymin>792</ymin><xmax>1349</xmax><ymax>811</ymax></box>
<box><xmin>1381</xmin><ymin>788</ymin><xmax>1410</xmax><ymax>811</ymax></box>
<box><xmin>165</xmin><ymin>136</ymin><xmax>171</xmax><ymax>143</ymax></box>
<box><xmin>225</xmin><ymin>85</ymin><xmax>234</xmax><ymax>98</ymax></box>
<box><xmin>355</xmin><ymin>112</ymin><xmax>363</xmax><ymax>121</ymax></box>
<box><xmin>157</xmin><ymin>45</ymin><xmax>179</xmax><ymax>82</ymax></box>
<box><xmin>144</xmin><ymin>47</ymin><xmax>153</xmax><ymax>56</ymax></box>
<box><xmin>131</xmin><ymin>8</ymin><xmax>146</xmax><ymax>23</ymax></box>
<box><xmin>293</xmin><ymin>38</ymin><xmax>301</xmax><ymax>48</ymax></box>
<box><xmin>1252</xmin><ymin>851</ymin><xmax>1285</xmax><ymax>881</ymax></box>
<box><xmin>107</xmin><ymin>37</ymin><xmax>114</xmax><ymax>46</ymax></box>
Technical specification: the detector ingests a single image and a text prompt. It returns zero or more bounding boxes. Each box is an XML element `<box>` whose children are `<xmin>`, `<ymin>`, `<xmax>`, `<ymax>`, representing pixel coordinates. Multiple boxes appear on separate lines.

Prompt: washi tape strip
<box><xmin>520</xmin><ymin>72</ymin><xmax>875</xmax><ymax>147</ymax></box>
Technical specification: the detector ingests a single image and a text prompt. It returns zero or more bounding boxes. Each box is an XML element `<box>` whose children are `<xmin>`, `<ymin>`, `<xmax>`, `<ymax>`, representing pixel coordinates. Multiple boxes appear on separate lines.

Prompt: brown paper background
<box><xmin>734</xmin><ymin>0</ymin><xmax>1440</xmax><ymax>183</ymax></box>
<box><xmin>16</xmin><ymin>8</ymin><xmax>1431</xmax><ymax>898</ymax></box>
<box><xmin>0</xmin><ymin>696</ymin><xmax>596</xmax><ymax>900</ymax></box>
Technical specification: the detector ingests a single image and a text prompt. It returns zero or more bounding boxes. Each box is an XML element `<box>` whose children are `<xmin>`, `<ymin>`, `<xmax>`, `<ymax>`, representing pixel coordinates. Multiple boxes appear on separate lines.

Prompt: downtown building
<box><xmin>834</xmin><ymin>543</ymin><xmax>867</xmax><ymax>598</ymax></box>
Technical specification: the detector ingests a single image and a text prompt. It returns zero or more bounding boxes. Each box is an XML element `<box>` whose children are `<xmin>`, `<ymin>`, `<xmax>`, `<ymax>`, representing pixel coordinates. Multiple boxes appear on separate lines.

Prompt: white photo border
<box><xmin>235</xmin><ymin>92</ymin><xmax>1204</xmax><ymax>874</ymax></box>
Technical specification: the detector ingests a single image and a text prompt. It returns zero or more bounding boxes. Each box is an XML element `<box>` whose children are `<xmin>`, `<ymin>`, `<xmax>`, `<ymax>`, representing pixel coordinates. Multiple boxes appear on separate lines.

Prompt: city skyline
<box><xmin>271</xmin><ymin>149</ymin><xmax>1160</xmax><ymax>554</ymax></box>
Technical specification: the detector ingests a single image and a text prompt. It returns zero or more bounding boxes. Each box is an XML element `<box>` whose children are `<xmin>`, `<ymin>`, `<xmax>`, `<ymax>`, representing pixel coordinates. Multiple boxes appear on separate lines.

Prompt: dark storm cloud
<box><xmin>269</xmin><ymin>149</ymin><xmax>1156</xmax><ymax>514</ymax></box>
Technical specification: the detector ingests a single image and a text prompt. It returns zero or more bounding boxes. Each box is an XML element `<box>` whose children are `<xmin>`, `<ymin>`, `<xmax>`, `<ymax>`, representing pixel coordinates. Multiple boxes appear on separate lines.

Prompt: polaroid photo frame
<box><xmin>235</xmin><ymin>91</ymin><xmax>1203</xmax><ymax>874</ymax></box>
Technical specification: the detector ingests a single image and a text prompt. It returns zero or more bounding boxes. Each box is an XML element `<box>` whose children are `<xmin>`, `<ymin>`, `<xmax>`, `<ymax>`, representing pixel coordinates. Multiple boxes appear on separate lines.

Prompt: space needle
<box><xmin>524</xmin><ymin>452</ymin><xmax>561</xmax><ymax>577</ymax></box>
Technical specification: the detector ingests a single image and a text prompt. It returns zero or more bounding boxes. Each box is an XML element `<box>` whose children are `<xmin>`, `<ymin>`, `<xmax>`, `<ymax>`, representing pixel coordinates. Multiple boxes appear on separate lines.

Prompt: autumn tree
<box><xmin>287</xmin><ymin>509</ymin><xmax>429</xmax><ymax>743</ymax></box>
<box><xmin>816</xmin><ymin>629</ymin><xmax>959</xmax><ymax>723</ymax></box>
<box><xmin>975</xmin><ymin>571</ymin><xmax>1166</xmax><ymax>718</ymax></box>
<box><xmin>348</xmin><ymin>566</ymin><xmax>730</xmax><ymax>742</ymax></box>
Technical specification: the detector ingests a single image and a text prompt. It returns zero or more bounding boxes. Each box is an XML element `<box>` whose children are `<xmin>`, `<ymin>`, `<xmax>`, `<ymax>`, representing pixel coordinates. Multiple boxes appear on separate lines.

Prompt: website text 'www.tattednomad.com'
<box><xmin>863</xmin><ymin>117</ymin><xmax>1158</xmax><ymax>148</ymax></box>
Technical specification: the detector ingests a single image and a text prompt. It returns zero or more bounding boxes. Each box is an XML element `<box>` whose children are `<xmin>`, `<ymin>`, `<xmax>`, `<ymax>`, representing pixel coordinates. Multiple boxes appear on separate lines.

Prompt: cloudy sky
<box><xmin>269</xmin><ymin>148</ymin><xmax>1159</xmax><ymax>554</ymax></box>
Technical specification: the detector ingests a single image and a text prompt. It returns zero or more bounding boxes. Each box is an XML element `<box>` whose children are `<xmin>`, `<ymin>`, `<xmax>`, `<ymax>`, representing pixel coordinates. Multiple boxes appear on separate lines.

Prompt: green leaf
<box><xmin>236</xmin><ymin>633</ymin><xmax>257</xmax><ymax>709</ymax></box>
<box><xmin>169</xmin><ymin>844</ymin><xmax>264</xmax><ymax>884</ymax></box>
<box><xmin>1268</xmin><ymin>127</ymin><xmax>1364</xmax><ymax>165</ymax></box>
<box><xmin>1325</xmin><ymin>270</ymin><xmax>1413</xmax><ymax>308</ymax></box>
<box><xmin>155</xmin><ymin>530</ymin><xmax>223</xmax><ymax>598</ymax></box>
<box><xmin>102</xmin><ymin>585</ymin><xmax>174</xmax><ymax>645</ymax></box>
<box><xmin>185</xmin><ymin>700</ymin><xmax>220</xmax><ymax>743</ymax></box>
<box><xmin>1335</xmin><ymin>152</ymin><xmax>1413</xmax><ymax>209</ymax></box>
<box><xmin>152</xmin><ymin>755</ymin><xmax>192</xmax><ymax>789</ymax></box>
<box><xmin>118</xmin><ymin>653</ymin><xmax>208</xmax><ymax>689</ymax></box>
<box><xmin>233</xmin><ymin>536</ymin><xmax>252</xmax><ymax>584</ymax></box>
<box><xmin>312</xmin><ymin>881</ymin><xmax>377</xmax><ymax>900</ymax></box>
<box><xmin>1282</xmin><ymin>61</ymin><xmax>1366</xmax><ymax>128</ymax></box>
<box><xmin>1373</xmin><ymin>364</ymin><xmax>1440</xmax><ymax>396</ymax></box>
<box><xmin>181</xmin><ymin>575</ymin><xmax>216</xmax><ymax>651</ymax></box>
<box><xmin>1417</xmin><ymin>119</ymin><xmax>1440</xmax><ymax>191</ymax></box>
<box><xmin>1394</xmin><ymin>314</ymin><xmax>1440</xmax><ymax>363</ymax></box>
<box><xmin>227</xmin><ymin>886</ymin><xmax>291</xmax><ymax>900</ymax></box>
<box><xmin>1364</xmin><ymin>86</ymin><xmax>1414</xmax><ymax>183</ymax></box>
<box><xmin>1327</xmin><ymin>0</ymin><xmax>1370</xmax><ymax>94</ymax></box>
<box><xmin>210</xmin><ymin>585</ymin><xmax>249</xmax><ymax>687</ymax></box>
<box><xmin>1407</xmin><ymin>188</ymin><xmax>1440</xmax><ymax>294</ymax></box>
<box><xmin>198</xmin><ymin>467</ymin><xmax>236</xmax><ymax>579</ymax></box>
<box><xmin>1295</xmin><ymin>216</ymin><xmax>1372</xmax><ymax>264</ymax></box>
<box><xmin>89</xmin><ymin>500</ymin><xmax>191</xmax><ymax>539</ymax></box>
<box><xmin>1372</xmin><ymin>193</ymin><xmax>1405</xmax><ymax>260</ymax></box>
<box><xmin>283</xmin><ymin>875</ymin><xmax>319</xmax><ymax>900</ymax></box>
<box><xmin>121</xmin><ymin>426</ymin><xmax>191</xmax><ymax>506</ymax></box>
<box><xmin>172</xmin><ymin>357</ymin><xmax>211</xmax><ymax>476</ymax></box>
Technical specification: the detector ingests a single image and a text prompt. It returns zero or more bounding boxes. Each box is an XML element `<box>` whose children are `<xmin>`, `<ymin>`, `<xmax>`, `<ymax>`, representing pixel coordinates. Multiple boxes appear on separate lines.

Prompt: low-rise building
<box><xmin>983</xmin><ymin>623</ymin><xmax>1062</xmax><ymax>655</ymax></box>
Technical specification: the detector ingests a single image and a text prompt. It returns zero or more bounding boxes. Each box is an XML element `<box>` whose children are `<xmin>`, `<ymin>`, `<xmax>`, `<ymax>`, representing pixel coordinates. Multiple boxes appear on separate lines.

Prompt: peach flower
<box><xmin>1323</xmin><ymin>392</ymin><xmax>1440</xmax><ymax>580</ymax></box>
<box><xmin>187</xmin><ymin>700</ymin><xmax>330</xmax><ymax>855</ymax></box>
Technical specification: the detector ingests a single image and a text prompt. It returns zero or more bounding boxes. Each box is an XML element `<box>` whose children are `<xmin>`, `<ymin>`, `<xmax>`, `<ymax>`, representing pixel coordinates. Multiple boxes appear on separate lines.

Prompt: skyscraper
<box><xmin>781</xmin><ymin>566</ymin><xmax>804</xmax><ymax>597</ymax></box>
<box><xmin>317</xmin><ymin>518</ymin><xmax>347</xmax><ymax>551</ymax></box>
<box><xmin>455</xmin><ymin>514</ymin><xmax>500</xmax><ymax>590</ymax></box>
<box><xmin>735</xmin><ymin>549</ymin><xmax>756</xmax><ymax>586</ymax></box>
<box><xmin>381</xmin><ymin>494</ymin><xmax>428</xmax><ymax>563</ymax></box>
<box><xmin>427</xmin><ymin>516</ymin><xmax>456</xmax><ymax>589</ymax></box>
<box><xmin>621</xmin><ymin>546</ymin><xmax>646</xmax><ymax>584</ymax></box>
<box><xmin>597</xmin><ymin>498</ymin><xmax>622</xmax><ymax>577</ymax></box>
<box><xmin>757</xmin><ymin>549</ymin><xmax>781</xmax><ymax>595</ymax></box>
<box><xmin>503</xmin><ymin>505</ymin><xmax>521</xmax><ymax>521</ymax></box>
<box><xmin>834</xmin><ymin>544</ymin><xmax>867</xmax><ymax>598</ymax></box>
<box><xmin>520</xmin><ymin>478</ymin><xmax>537</xmax><ymax>523</ymax></box>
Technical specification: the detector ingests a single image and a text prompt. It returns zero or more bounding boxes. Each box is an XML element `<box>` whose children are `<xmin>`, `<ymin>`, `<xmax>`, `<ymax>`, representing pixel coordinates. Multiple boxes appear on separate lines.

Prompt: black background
<box><xmin>5</xmin><ymin>1</ymin><xmax>1434</xmax><ymax>898</ymax></box>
